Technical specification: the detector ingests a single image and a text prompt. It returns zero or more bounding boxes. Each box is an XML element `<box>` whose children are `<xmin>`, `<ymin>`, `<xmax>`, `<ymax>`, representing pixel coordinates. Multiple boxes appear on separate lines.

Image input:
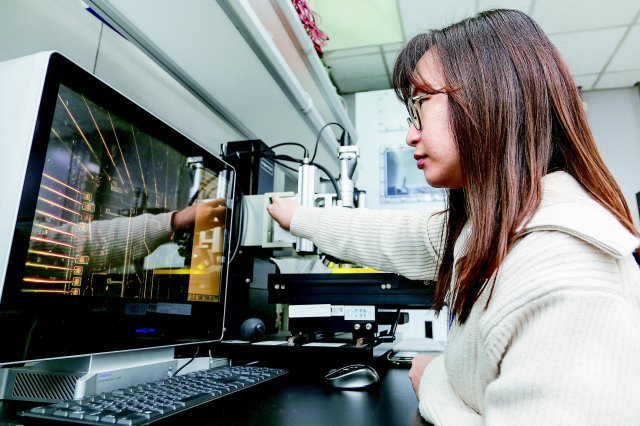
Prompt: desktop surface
<box><xmin>0</xmin><ymin>366</ymin><xmax>429</xmax><ymax>426</ymax></box>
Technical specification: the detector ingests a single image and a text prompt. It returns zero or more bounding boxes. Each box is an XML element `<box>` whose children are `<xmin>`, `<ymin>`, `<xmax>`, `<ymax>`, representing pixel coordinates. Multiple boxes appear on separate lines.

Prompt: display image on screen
<box><xmin>22</xmin><ymin>84</ymin><xmax>226</xmax><ymax>303</ymax></box>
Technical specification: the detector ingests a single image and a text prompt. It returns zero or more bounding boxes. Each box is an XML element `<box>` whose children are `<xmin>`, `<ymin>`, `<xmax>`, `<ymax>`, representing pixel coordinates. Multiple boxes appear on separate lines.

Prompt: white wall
<box><xmin>583</xmin><ymin>87</ymin><xmax>640</xmax><ymax>226</ymax></box>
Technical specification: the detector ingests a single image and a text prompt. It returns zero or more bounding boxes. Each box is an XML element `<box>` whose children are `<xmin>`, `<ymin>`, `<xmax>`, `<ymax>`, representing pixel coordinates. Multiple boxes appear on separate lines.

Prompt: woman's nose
<box><xmin>406</xmin><ymin>125</ymin><xmax>420</xmax><ymax>147</ymax></box>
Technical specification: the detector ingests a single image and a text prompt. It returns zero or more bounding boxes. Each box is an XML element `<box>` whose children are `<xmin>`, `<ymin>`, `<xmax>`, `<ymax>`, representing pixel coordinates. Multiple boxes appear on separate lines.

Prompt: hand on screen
<box><xmin>172</xmin><ymin>198</ymin><xmax>226</xmax><ymax>231</ymax></box>
<box><xmin>266</xmin><ymin>196</ymin><xmax>299</xmax><ymax>230</ymax></box>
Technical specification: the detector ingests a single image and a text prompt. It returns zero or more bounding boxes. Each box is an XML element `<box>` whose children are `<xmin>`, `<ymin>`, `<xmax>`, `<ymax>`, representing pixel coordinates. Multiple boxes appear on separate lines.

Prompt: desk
<box><xmin>0</xmin><ymin>367</ymin><xmax>429</xmax><ymax>426</ymax></box>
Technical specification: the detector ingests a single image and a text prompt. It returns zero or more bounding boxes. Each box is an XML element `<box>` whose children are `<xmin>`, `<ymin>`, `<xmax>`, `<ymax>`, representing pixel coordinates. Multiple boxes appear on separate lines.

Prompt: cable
<box><xmin>225</xmin><ymin>142</ymin><xmax>307</xmax><ymax>161</ymax></box>
<box><xmin>261</xmin><ymin>142</ymin><xmax>308</xmax><ymax>159</ymax></box>
<box><xmin>264</xmin><ymin>153</ymin><xmax>303</xmax><ymax>165</ymax></box>
<box><xmin>263</xmin><ymin>153</ymin><xmax>301</xmax><ymax>167</ymax></box>
<box><xmin>226</xmin><ymin>145</ymin><xmax>341</xmax><ymax>202</ymax></box>
<box><xmin>188</xmin><ymin>190</ymin><xmax>200</xmax><ymax>205</ymax></box>
<box><xmin>223</xmin><ymin>144</ymin><xmax>304</xmax><ymax>174</ymax></box>
<box><xmin>262</xmin><ymin>153</ymin><xmax>341</xmax><ymax>201</ymax></box>
<box><xmin>261</xmin><ymin>152</ymin><xmax>301</xmax><ymax>173</ymax></box>
<box><xmin>229</xmin><ymin>191</ymin><xmax>244</xmax><ymax>264</ymax></box>
<box><xmin>172</xmin><ymin>345</ymin><xmax>200</xmax><ymax>377</ymax></box>
<box><xmin>272</xmin><ymin>159</ymin><xmax>298</xmax><ymax>173</ymax></box>
<box><xmin>311</xmin><ymin>122</ymin><xmax>345</xmax><ymax>163</ymax></box>
<box><xmin>387</xmin><ymin>309</ymin><xmax>402</xmax><ymax>338</ymax></box>
<box><xmin>310</xmin><ymin>161</ymin><xmax>341</xmax><ymax>201</ymax></box>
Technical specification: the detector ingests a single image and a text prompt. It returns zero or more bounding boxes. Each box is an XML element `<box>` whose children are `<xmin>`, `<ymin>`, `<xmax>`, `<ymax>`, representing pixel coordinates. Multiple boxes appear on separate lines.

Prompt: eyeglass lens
<box><xmin>407</xmin><ymin>98</ymin><xmax>421</xmax><ymax>130</ymax></box>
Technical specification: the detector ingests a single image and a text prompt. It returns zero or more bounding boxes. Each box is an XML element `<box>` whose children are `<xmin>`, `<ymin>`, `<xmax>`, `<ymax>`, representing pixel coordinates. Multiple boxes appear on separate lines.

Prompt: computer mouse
<box><xmin>323</xmin><ymin>364</ymin><xmax>380</xmax><ymax>389</ymax></box>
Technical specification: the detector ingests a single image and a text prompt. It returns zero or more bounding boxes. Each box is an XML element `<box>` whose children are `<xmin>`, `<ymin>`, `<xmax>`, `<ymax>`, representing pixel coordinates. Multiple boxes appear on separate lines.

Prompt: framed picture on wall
<box><xmin>380</xmin><ymin>145</ymin><xmax>444</xmax><ymax>203</ymax></box>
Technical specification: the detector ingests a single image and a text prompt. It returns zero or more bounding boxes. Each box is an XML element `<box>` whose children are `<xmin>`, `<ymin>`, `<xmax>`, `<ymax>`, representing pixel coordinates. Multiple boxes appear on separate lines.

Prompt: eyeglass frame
<box><xmin>406</xmin><ymin>94</ymin><xmax>430</xmax><ymax>130</ymax></box>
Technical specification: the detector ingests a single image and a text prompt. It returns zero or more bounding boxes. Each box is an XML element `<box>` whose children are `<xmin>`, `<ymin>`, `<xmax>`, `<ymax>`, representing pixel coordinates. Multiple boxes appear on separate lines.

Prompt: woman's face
<box><xmin>405</xmin><ymin>50</ymin><xmax>463</xmax><ymax>189</ymax></box>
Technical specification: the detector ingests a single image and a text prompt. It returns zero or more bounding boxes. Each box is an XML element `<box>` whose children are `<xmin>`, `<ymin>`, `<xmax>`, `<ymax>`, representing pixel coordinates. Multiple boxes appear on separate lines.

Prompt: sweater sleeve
<box><xmin>290</xmin><ymin>206</ymin><xmax>445</xmax><ymax>281</ymax></box>
<box><xmin>419</xmin><ymin>356</ymin><xmax>482</xmax><ymax>425</ymax></box>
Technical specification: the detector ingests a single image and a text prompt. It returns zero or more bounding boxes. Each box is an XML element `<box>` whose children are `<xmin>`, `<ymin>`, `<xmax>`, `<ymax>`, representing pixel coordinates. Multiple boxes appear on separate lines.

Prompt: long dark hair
<box><xmin>393</xmin><ymin>9</ymin><xmax>638</xmax><ymax>324</ymax></box>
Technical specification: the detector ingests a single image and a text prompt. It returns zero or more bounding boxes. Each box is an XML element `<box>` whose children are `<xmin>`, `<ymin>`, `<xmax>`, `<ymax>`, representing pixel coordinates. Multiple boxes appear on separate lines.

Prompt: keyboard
<box><xmin>19</xmin><ymin>365</ymin><xmax>288</xmax><ymax>425</ymax></box>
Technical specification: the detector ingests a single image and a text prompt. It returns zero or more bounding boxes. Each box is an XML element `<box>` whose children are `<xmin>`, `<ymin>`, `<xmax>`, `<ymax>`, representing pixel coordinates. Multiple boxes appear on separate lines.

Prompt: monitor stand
<box><xmin>0</xmin><ymin>347</ymin><xmax>189</xmax><ymax>403</ymax></box>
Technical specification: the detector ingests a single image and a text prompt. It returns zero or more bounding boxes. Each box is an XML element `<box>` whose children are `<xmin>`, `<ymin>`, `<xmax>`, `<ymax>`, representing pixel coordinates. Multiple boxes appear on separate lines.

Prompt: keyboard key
<box><xmin>116</xmin><ymin>413</ymin><xmax>152</xmax><ymax>425</ymax></box>
<box><xmin>29</xmin><ymin>406</ymin><xmax>55</xmax><ymax>414</ymax></box>
<box><xmin>100</xmin><ymin>414</ymin><xmax>118</xmax><ymax>423</ymax></box>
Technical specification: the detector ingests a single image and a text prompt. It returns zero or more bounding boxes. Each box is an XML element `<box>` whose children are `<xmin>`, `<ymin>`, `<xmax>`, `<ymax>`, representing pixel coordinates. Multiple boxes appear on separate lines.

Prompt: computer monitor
<box><xmin>0</xmin><ymin>52</ymin><xmax>235</xmax><ymax>400</ymax></box>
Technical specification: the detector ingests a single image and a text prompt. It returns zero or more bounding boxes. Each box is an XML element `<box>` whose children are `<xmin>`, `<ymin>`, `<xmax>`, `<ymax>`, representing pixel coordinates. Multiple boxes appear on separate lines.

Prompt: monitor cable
<box><xmin>229</xmin><ymin>190</ymin><xmax>244</xmax><ymax>264</ymax></box>
<box><xmin>172</xmin><ymin>345</ymin><xmax>200</xmax><ymax>377</ymax></box>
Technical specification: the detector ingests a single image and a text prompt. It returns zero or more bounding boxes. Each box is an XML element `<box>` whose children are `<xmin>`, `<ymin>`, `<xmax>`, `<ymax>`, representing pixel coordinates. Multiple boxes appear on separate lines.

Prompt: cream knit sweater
<box><xmin>291</xmin><ymin>172</ymin><xmax>640</xmax><ymax>425</ymax></box>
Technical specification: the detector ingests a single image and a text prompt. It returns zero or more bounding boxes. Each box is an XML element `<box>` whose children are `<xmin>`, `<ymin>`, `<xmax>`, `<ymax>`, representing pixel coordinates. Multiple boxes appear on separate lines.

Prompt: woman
<box><xmin>268</xmin><ymin>9</ymin><xmax>640</xmax><ymax>424</ymax></box>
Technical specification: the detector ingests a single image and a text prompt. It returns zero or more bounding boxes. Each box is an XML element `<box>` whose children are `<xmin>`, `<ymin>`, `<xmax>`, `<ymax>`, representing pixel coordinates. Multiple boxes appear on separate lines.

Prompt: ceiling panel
<box><xmin>310</xmin><ymin>0</ymin><xmax>403</xmax><ymax>51</ymax></box>
<box><xmin>532</xmin><ymin>0</ymin><xmax>640</xmax><ymax>34</ymax></box>
<box><xmin>382</xmin><ymin>42</ymin><xmax>405</xmax><ymax>53</ymax></box>
<box><xmin>398</xmin><ymin>0</ymin><xmax>475</xmax><ymax>39</ymax></box>
<box><xmin>573</xmin><ymin>73</ymin><xmax>599</xmax><ymax>91</ymax></box>
<box><xmin>607</xmin><ymin>25</ymin><xmax>640</xmax><ymax>72</ymax></box>
<box><xmin>549</xmin><ymin>27</ymin><xmax>627</xmax><ymax>75</ymax></box>
<box><xmin>595</xmin><ymin>70</ymin><xmax>640</xmax><ymax>89</ymax></box>
<box><xmin>318</xmin><ymin>0</ymin><xmax>640</xmax><ymax>94</ymax></box>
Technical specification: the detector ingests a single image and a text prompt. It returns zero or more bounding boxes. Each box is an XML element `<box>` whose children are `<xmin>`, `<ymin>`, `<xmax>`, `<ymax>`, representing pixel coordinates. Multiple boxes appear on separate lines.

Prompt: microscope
<box><xmin>223</xmin><ymin>138</ymin><xmax>431</xmax><ymax>348</ymax></box>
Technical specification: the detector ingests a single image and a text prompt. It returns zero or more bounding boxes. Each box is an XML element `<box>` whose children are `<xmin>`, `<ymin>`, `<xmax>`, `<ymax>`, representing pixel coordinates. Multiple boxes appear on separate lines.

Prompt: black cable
<box><xmin>229</xmin><ymin>191</ymin><xmax>244</xmax><ymax>264</ymax></box>
<box><xmin>172</xmin><ymin>345</ymin><xmax>200</xmax><ymax>377</ymax></box>
<box><xmin>259</xmin><ymin>150</ymin><xmax>300</xmax><ymax>173</ymax></box>
<box><xmin>388</xmin><ymin>309</ymin><xmax>402</xmax><ymax>337</ymax></box>
<box><xmin>263</xmin><ymin>153</ymin><xmax>341</xmax><ymax>201</ymax></box>
<box><xmin>228</xmin><ymin>150</ymin><xmax>340</xmax><ymax>204</ymax></box>
<box><xmin>188</xmin><ymin>190</ymin><xmax>200</xmax><ymax>206</ymax></box>
<box><xmin>272</xmin><ymin>159</ymin><xmax>298</xmax><ymax>173</ymax></box>
<box><xmin>225</xmin><ymin>143</ymin><xmax>307</xmax><ymax>161</ymax></box>
<box><xmin>311</xmin><ymin>122</ymin><xmax>345</xmax><ymax>163</ymax></box>
<box><xmin>262</xmin><ymin>153</ymin><xmax>303</xmax><ymax>166</ymax></box>
<box><xmin>261</xmin><ymin>142</ymin><xmax>308</xmax><ymax>159</ymax></box>
<box><xmin>223</xmin><ymin>145</ymin><xmax>303</xmax><ymax>174</ymax></box>
<box><xmin>310</xmin><ymin>161</ymin><xmax>341</xmax><ymax>201</ymax></box>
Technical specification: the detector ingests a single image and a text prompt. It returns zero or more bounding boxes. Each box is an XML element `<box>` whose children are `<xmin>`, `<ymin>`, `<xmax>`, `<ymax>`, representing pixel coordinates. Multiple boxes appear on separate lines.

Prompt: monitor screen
<box><xmin>0</xmin><ymin>53</ymin><xmax>235</xmax><ymax>365</ymax></box>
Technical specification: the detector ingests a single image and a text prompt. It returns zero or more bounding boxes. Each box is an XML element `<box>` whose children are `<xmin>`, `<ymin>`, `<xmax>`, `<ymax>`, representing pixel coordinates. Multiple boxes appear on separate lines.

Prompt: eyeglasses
<box><xmin>406</xmin><ymin>94</ymin><xmax>430</xmax><ymax>130</ymax></box>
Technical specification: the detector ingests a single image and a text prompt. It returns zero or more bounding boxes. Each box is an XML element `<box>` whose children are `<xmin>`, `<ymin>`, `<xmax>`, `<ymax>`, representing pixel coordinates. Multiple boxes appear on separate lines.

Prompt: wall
<box><xmin>583</xmin><ymin>87</ymin><xmax>640</xmax><ymax>226</ymax></box>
